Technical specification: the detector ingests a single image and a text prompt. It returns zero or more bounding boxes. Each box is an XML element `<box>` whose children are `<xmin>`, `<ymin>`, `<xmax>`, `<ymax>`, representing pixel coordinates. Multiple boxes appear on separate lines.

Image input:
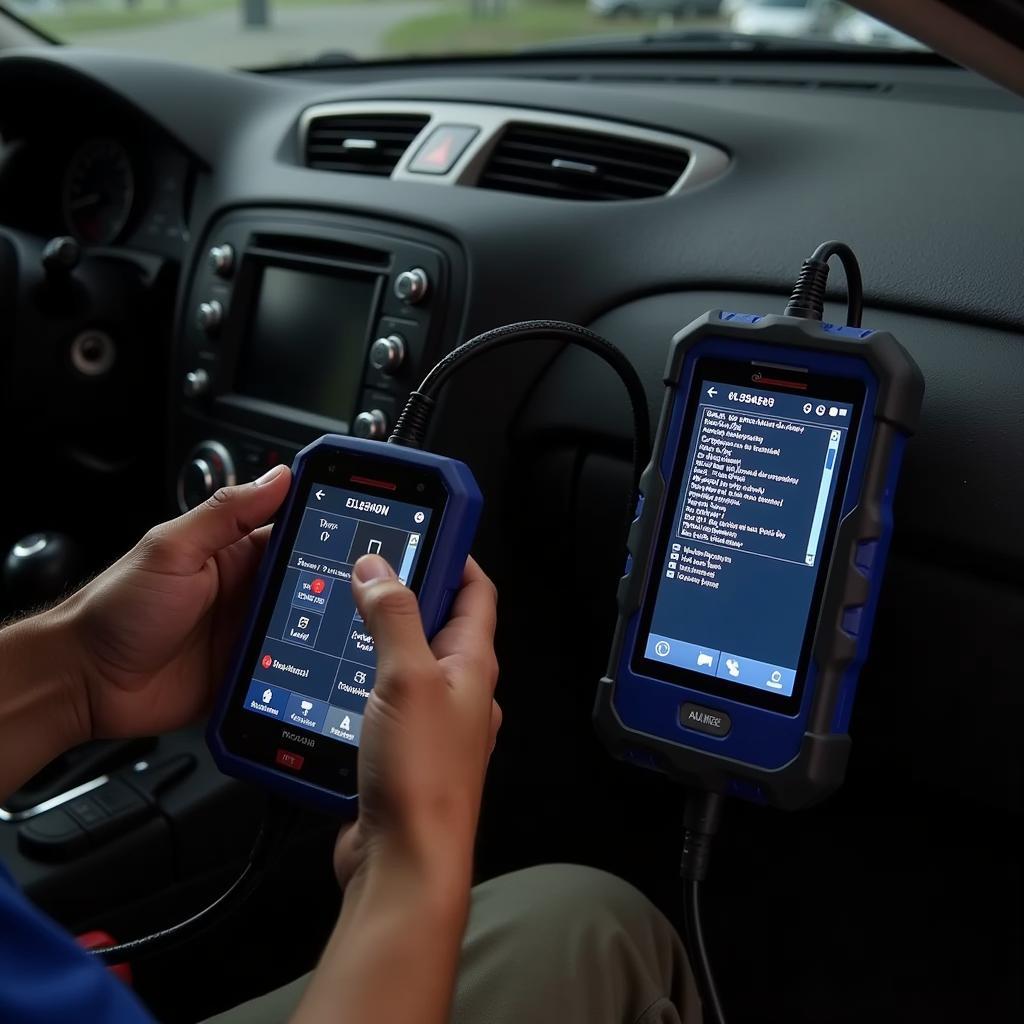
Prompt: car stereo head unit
<box><xmin>172</xmin><ymin>209</ymin><xmax>460</xmax><ymax>511</ymax></box>
<box><xmin>232</xmin><ymin>259</ymin><xmax>382</xmax><ymax>427</ymax></box>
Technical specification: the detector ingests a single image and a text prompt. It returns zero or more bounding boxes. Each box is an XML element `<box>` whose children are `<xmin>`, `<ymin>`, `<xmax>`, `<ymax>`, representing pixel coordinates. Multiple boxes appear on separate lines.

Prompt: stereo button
<box><xmin>394</xmin><ymin>268</ymin><xmax>429</xmax><ymax>305</ymax></box>
<box><xmin>353</xmin><ymin>409</ymin><xmax>389</xmax><ymax>440</ymax></box>
<box><xmin>369</xmin><ymin>334</ymin><xmax>406</xmax><ymax>374</ymax></box>
<box><xmin>208</xmin><ymin>244</ymin><xmax>235</xmax><ymax>278</ymax></box>
<box><xmin>197</xmin><ymin>300</ymin><xmax>223</xmax><ymax>335</ymax></box>
<box><xmin>183</xmin><ymin>368</ymin><xmax>210</xmax><ymax>398</ymax></box>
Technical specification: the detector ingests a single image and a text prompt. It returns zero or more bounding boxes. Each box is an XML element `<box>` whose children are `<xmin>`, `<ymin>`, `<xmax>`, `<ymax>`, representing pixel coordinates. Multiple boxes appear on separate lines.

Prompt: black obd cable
<box><xmin>680</xmin><ymin>790</ymin><xmax>727</xmax><ymax>1024</ymax></box>
<box><xmin>388</xmin><ymin>319</ymin><xmax>652</xmax><ymax>508</ymax></box>
<box><xmin>92</xmin><ymin>798</ymin><xmax>295</xmax><ymax>965</ymax></box>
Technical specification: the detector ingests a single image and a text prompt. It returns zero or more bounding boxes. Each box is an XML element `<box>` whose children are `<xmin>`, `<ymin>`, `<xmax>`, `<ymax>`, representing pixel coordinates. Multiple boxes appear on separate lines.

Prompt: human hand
<box><xmin>333</xmin><ymin>554</ymin><xmax>501</xmax><ymax>896</ymax></box>
<box><xmin>64</xmin><ymin>465</ymin><xmax>292</xmax><ymax>741</ymax></box>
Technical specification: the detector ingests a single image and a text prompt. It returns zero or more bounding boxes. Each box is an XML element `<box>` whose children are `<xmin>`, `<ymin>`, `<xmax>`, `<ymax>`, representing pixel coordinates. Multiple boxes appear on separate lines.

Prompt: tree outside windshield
<box><xmin>4</xmin><ymin>0</ymin><xmax>923</xmax><ymax>69</ymax></box>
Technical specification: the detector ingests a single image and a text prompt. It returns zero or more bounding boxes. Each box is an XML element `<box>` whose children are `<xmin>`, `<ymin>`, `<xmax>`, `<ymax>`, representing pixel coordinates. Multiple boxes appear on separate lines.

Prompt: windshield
<box><xmin>3</xmin><ymin>0</ymin><xmax>928</xmax><ymax>70</ymax></box>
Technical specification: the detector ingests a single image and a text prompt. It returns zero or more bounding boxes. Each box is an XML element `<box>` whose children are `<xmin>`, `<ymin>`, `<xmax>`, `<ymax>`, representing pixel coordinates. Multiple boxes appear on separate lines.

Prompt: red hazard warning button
<box><xmin>408</xmin><ymin>125</ymin><xmax>479</xmax><ymax>175</ymax></box>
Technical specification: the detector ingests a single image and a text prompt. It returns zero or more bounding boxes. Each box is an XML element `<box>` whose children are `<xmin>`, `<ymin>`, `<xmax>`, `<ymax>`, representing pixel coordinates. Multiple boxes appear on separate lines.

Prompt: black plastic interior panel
<box><xmin>2</xmin><ymin>50</ymin><xmax>1024</xmax><ymax>331</ymax></box>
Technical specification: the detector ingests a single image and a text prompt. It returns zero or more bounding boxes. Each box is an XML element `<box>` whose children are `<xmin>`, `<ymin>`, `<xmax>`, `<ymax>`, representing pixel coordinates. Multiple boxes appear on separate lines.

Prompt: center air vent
<box><xmin>477</xmin><ymin>123</ymin><xmax>690</xmax><ymax>201</ymax></box>
<box><xmin>305</xmin><ymin>113</ymin><xmax>430</xmax><ymax>176</ymax></box>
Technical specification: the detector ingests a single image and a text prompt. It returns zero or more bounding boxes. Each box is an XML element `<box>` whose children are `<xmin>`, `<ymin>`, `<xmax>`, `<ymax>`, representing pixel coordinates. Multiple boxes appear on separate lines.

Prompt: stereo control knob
<box><xmin>197</xmin><ymin>300</ymin><xmax>223</xmax><ymax>335</ymax></box>
<box><xmin>183</xmin><ymin>368</ymin><xmax>210</xmax><ymax>398</ymax></box>
<box><xmin>208</xmin><ymin>244</ymin><xmax>235</xmax><ymax>278</ymax></box>
<box><xmin>353</xmin><ymin>409</ymin><xmax>389</xmax><ymax>440</ymax></box>
<box><xmin>369</xmin><ymin>334</ymin><xmax>406</xmax><ymax>374</ymax></box>
<box><xmin>393</xmin><ymin>268</ymin><xmax>429</xmax><ymax>305</ymax></box>
<box><xmin>177</xmin><ymin>440</ymin><xmax>236</xmax><ymax>512</ymax></box>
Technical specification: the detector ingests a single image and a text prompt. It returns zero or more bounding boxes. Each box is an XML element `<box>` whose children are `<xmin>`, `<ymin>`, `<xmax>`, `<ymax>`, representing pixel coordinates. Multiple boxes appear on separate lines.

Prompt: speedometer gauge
<box><xmin>62</xmin><ymin>138</ymin><xmax>135</xmax><ymax>245</ymax></box>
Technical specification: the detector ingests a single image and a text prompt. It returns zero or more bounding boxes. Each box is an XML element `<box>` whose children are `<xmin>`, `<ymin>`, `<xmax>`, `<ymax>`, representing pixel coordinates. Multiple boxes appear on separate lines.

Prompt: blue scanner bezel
<box><xmin>616</xmin><ymin>338</ymin><xmax>878</xmax><ymax>768</ymax></box>
<box><xmin>594</xmin><ymin>312</ymin><xmax>922</xmax><ymax>809</ymax></box>
<box><xmin>207</xmin><ymin>435</ymin><xmax>482</xmax><ymax>817</ymax></box>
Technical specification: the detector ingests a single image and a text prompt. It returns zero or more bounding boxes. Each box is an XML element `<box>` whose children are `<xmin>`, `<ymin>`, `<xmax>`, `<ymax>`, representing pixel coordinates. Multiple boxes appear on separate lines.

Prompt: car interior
<box><xmin>0</xmin><ymin>0</ymin><xmax>1021</xmax><ymax>1020</ymax></box>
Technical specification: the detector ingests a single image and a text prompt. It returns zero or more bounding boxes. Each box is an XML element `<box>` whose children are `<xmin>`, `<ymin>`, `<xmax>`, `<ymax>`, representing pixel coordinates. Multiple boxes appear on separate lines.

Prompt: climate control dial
<box><xmin>177</xmin><ymin>440</ymin><xmax>237</xmax><ymax>512</ymax></box>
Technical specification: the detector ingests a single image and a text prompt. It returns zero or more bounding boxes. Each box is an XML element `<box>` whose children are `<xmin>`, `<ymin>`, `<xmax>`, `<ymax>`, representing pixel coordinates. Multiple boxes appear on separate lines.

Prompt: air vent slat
<box><xmin>478</xmin><ymin>172</ymin><xmax>633</xmax><ymax>203</ymax></box>
<box><xmin>500</xmin><ymin>131</ymin><xmax>686</xmax><ymax>169</ymax></box>
<box><xmin>478</xmin><ymin>123</ymin><xmax>689</xmax><ymax>202</ymax></box>
<box><xmin>498</xmin><ymin>141</ymin><xmax>683</xmax><ymax>178</ymax></box>
<box><xmin>486</xmin><ymin>153</ymin><xmax>680</xmax><ymax>189</ymax></box>
<box><xmin>305</xmin><ymin>112</ymin><xmax>429</xmax><ymax>177</ymax></box>
<box><xmin>483</xmin><ymin>158</ymin><xmax>668</xmax><ymax>199</ymax></box>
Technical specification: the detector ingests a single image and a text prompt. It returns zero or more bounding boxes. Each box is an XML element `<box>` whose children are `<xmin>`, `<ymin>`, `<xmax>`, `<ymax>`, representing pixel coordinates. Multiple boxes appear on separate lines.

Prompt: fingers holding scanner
<box><xmin>350</xmin><ymin>554</ymin><xmax>500</xmax><ymax>720</ymax></box>
<box><xmin>143</xmin><ymin>464</ymin><xmax>292</xmax><ymax>572</ymax></box>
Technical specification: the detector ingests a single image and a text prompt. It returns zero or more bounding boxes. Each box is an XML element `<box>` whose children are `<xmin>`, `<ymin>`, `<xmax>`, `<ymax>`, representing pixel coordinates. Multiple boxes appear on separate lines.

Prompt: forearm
<box><xmin>0</xmin><ymin>607</ymin><xmax>88</xmax><ymax>801</ymax></box>
<box><xmin>291</xmin><ymin>850</ymin><xmax>472</xmax><ymax>1024</ymax></box>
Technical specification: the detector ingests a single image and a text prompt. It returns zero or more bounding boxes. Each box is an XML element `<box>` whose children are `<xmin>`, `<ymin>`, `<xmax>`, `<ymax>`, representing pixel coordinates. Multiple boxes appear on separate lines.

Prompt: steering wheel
<box><xmin>0</xmin><ymin>225</ymin><xmax>173</xmax><ymax>475</ymax></box>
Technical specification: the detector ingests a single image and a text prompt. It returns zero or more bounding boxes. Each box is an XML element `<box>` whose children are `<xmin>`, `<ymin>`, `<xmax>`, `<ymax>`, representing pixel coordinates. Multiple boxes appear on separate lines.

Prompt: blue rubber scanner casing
<box><xmin>208</xmin><ymin>435</ymin><xmax>482</xmax><ymax>816</ymax></box>
<box><xmin>594</xmin><ymin>312</ymin><xmax>923</xmax><ymax>809</ymax></box>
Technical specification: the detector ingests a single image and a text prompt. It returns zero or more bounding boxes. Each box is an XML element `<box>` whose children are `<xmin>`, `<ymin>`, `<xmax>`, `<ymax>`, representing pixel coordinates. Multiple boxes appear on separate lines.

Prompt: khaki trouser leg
<box><xmin>202</xmin><ymin>864</ymin><xmax>700</xmax><ymax>1024</ymax></box>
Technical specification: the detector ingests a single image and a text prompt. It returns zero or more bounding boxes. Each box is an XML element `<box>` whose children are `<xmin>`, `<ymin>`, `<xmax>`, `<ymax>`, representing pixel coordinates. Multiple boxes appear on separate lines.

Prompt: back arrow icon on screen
<box><xmin>315</xmin><ymin>489</ymin><xmax>325</xmax><ymax>500</ymax></box>
<box><xmin>707</xmin><ymin>387</ymin><xmax>718</xmax><ymax>398</ymax></box>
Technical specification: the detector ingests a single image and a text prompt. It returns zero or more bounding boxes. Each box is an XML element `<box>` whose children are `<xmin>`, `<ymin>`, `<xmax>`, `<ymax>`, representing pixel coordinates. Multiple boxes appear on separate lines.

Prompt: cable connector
<box><xmin>784</xmin><ymin>256</ymin><xmax>830</xmax><ymax>322</ymax></box>
<box><xmin>784</xmin><ymin>240</ymin><xmax>864</xmax><ymax>328</ymax></box>
<box><xmin>388</xmin><ymin>390</ymin><xmax>435</xmax><ymax>449</ymax></box>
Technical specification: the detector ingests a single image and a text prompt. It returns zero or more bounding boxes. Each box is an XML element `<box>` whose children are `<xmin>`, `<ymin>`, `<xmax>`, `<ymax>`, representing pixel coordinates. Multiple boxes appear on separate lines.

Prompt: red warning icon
<box><xmin>311</xmin><ymin>578</ymin><xmax>326</xmax><ymax>595</ymax></box>
<box><xmin>420</xmin><ymin>134</ymin><xmax>454</xmax><ymax>170</ymax></box>
<box><xmin>261</xmin><ymin>654</ymin><xmax>273</xmax><ymax>670</ymax></box>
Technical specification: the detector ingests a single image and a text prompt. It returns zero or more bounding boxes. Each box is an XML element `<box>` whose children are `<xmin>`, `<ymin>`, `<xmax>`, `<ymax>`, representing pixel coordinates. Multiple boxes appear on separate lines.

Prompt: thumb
<box><xmin>152</xmin><ymin>464</ymin><xmax>292</xmax><ymax>572</ymax></box>
<box><xmin>351</xmin><ymin>555</ymin><xmax>434</xmax><ymax>698</ymax></box>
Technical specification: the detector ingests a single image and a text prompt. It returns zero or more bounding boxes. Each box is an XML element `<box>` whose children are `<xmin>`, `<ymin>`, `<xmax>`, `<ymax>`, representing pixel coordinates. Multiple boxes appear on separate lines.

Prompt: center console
<box><xmin>170</xmin><ymin>209</ymin><xmax>463</xmax><ymax>511</ymax></box>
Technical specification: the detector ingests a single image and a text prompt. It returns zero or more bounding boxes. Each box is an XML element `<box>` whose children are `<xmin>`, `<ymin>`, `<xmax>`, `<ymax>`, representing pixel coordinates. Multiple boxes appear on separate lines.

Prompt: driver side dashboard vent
<box><xmin>305</xmin><ymin>113</ymin><xmax>430</xmax><ymax>176</ymax></box>
<box><xmin>477</xmin><ymin>122</ymin><xmax>690</xmax><ymax>201</ymax></box>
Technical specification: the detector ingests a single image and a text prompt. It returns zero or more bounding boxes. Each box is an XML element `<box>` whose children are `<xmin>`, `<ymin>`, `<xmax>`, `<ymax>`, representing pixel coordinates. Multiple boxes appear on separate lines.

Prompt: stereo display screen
<box><xmin>235</xmin><ymin>265</ymin><xmax>378</xmax><ymax>422</ymax></box>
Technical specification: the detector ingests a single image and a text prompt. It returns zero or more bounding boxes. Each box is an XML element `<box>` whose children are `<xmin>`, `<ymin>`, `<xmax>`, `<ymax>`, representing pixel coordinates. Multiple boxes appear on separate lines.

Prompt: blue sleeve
<box><xmin>0</xmin><ymin>862</ymin><xmax>155</xmax><ymax>1024</ymax></box>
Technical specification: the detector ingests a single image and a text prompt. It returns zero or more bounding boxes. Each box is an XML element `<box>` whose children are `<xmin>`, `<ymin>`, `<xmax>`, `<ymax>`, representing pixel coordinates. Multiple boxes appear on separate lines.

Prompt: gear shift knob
<box><xmin>41</xmin><ymin>236</ymin><xmax>81</xmax><ymax>277</ymax></box>
<box><xmin>3</xmin><ymin>532</ymin><xmax>84</xmax><ymax>611</ymax></box>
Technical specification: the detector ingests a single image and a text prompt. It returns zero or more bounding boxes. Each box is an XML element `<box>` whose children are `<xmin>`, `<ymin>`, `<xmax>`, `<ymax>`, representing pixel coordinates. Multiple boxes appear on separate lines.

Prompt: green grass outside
<box><xmin>31</xmin><ymin>0</ymin><xmax>395</xmax><ymax>40</ymax></box>
<box><xmin>382</xmin><ymin>1</ymin><xmax>665</xmax><ymax>57</ymax></box>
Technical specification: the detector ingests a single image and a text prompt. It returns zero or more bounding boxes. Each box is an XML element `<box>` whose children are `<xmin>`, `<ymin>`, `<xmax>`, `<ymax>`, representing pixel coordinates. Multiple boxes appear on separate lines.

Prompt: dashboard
<box><xmin>0</xmin><ymin>43</ymin><xmax>1022</xmax><ymax>1023</ymax></box>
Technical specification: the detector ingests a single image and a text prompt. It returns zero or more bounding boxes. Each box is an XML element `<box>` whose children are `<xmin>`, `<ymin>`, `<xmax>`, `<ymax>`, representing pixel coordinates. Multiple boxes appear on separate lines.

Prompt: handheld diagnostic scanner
<box><xmin>595</xmin><ymin>310</ymin><xmax>923</xmax><ymax>809</ymax></box>
<box><xmin>208</xmin><ymin>435</ymin><xmax>482</xmax><ymax>816</ymax></box>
